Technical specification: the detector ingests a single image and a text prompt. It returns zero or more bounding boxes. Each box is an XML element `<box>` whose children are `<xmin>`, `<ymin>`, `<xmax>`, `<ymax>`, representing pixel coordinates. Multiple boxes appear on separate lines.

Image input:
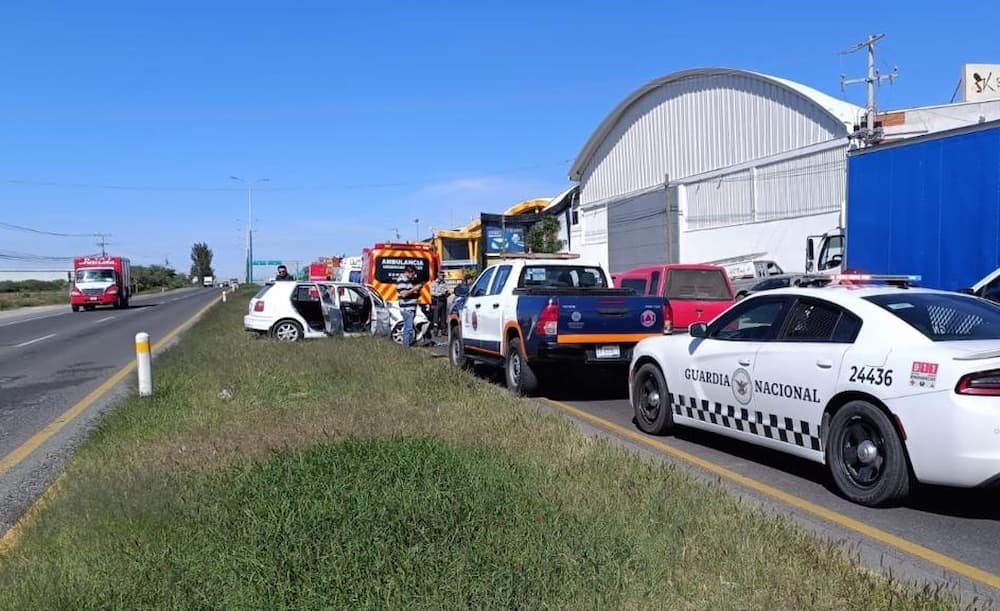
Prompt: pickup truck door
<box><xmin>481</xmin><ymin>264</ymin><xmax>513</xmax><ymax>352</ymax></box>
<box><xmin>462</xmin><ymin>267</ymin><xmax>497</xmax><ymax>355</ymax></box>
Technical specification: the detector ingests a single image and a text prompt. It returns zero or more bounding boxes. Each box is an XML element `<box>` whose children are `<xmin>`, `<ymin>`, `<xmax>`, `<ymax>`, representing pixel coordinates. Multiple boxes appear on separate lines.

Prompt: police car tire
<box><xmin>826</xmin><ymin>400</ymin><xmax>910</xmax><ymax>507</ymax></box>
<box><xmin>449</xmin><ymin>331</ymin><xmax>470</xmax><ymax>370</ymax></box>
<box><xmin>631</xmin><ymin>363</ymin><xmax>673</xmax><ymax>435</ymax></box>
<box><xmin>506</xmin><ymin>338</ymin><xmax>539</xmax><ymax>396</ymax></box>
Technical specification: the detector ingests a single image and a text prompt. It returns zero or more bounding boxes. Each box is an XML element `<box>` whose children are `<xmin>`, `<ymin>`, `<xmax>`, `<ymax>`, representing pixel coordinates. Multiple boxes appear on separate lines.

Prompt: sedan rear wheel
<box><xmin>272</xmin><ymin>320</ymin><xmax>303</xmax><ymax>342</ymax></box>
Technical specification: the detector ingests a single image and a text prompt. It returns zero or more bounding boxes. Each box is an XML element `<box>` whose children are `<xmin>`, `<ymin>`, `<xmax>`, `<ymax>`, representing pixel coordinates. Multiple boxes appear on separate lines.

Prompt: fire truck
<box><xmin>70</xmin><ymin>256</ymin><xmax>132</xmax><ymax>311</ymax></box>
<box><xmin>362</xmin><ymin>242</ymin><xmax>440</xmax><ymax>305</ymax></box>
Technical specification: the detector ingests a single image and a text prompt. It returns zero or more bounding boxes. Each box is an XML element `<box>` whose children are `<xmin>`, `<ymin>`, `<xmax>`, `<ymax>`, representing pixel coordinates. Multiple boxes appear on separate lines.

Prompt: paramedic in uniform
<box><xmin>429</xmin><ymin>272</ymin><xmax>450</xmax><ymax>337</ymax></box>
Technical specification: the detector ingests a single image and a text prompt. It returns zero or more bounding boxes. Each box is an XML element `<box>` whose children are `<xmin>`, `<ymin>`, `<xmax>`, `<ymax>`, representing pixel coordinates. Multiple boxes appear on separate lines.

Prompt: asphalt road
<box><xmin>0</xmin><ymin>287</ymin><xmax>221</xmax><ymax>534</ymax></box>
<box><xmin>427</xmin><ymin>342</ymin><xmax>1000</xmax><ymax>606</ymax></box>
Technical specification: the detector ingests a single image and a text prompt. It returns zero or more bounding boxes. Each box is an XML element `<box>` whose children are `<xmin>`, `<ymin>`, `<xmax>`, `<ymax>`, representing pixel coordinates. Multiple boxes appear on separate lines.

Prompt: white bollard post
<box><xmin>135</xmin><ymin>332</ymin><xmax>152</xmax><ymax>396</ymax></box>
<box><xmin>222</xmin><ymin>290</ymin><xmax>227</xmax><ymax>303</ymax></box>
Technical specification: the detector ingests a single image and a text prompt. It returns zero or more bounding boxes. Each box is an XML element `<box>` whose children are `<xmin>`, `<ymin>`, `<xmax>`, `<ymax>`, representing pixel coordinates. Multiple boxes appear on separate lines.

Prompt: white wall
<box><xmin>0</xmin><ymin>270</ymin><xmax>71</xmax><ymax>282</ymax></box>
<box><xmin>679</xmin><ymin>210</ymin><xmax>841</xmax><ymax>273</ymax></box>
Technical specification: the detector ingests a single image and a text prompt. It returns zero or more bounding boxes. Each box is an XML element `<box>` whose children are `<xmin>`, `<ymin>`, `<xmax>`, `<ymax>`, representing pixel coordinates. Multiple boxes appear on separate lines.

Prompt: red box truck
<box><xmin>70</xmin><ymin>256</ymin><xmax>132</xmax><ymax>311</ymax></box>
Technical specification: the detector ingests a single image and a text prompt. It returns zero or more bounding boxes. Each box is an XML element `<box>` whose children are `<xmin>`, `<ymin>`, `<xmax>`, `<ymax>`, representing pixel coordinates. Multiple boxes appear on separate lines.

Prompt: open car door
<box><xmin>320</xmin><ymin>285</ymin><xmax>344</xmax><ymax>335</ymax></box>
<box><xmin>365</xmin><ymin>285</ymin><xmax>392</xmax><ymax>336</ymax></box>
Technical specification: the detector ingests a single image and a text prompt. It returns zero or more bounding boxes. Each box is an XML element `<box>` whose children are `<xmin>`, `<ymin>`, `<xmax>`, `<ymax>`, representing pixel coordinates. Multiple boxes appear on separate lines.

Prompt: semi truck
<box><xmin>807</xmin><ymin>120</ymin><xmax>1000</xmax><ymax>291</ymax></box>
<box><xmin>70</xmin><ymin>256</ymin><xmax>132</xmax><ymax>311</ymax></box>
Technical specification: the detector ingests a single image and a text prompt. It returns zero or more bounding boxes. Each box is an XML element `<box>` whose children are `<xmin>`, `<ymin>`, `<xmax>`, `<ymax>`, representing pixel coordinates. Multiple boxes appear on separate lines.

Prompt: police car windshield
<box><xmin>865</xmin><ymin>293</ymin><xmax>1000</xmax><ymax>341</ymax></box>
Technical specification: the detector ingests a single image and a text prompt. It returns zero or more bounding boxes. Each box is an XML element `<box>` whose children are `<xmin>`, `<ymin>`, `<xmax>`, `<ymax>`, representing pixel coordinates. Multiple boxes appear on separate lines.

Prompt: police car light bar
<box><xmin>833</xmin><ymin>274</ymin><xmax>922</xmax><ymax>283</ymax></box>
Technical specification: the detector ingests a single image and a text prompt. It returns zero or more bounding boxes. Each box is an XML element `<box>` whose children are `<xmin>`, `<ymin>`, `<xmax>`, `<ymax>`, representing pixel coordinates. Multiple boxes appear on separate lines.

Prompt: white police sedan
<box><xmin>629</xmin><ymin>277</ymin><xmax>1000</xmax><ymax>506</ymax></box>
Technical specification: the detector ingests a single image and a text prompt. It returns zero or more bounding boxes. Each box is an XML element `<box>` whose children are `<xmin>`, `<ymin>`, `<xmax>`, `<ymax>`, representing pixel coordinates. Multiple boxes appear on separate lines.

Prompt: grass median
<box><xmin>0</xmin><ymin>293</ymin><xmax>963</xmax><ymax>609</ymax></box>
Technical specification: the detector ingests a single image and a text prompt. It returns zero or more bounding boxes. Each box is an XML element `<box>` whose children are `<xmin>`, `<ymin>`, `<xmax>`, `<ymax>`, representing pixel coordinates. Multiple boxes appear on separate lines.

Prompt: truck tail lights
<box><xmin>536</xmin><ymin>298</ymin><xmax>559</xmax><ymax>337</ymax></box>
<box><xmin>956</xmin><ymin>369</ymin><xmax>1000</xmax><ymax>396</ymax></box>
<box><xmin>663</xmin><ymin>303</ymin><xmax>673</xmax><ymax>335</ymax></box>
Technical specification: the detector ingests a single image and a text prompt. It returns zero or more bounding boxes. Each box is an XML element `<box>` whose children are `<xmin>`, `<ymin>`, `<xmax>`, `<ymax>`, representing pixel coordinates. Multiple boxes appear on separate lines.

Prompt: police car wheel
<box><xmin>631</xmin><ymin>363</ymin><xmax>673</xmax><ymax>435</ymax></box>
<box><xmin>826</xmin><ymin>400</ymin><xmax>910</xmax><ymax>507</ymax></box>
<box><xmin>391</xmin><ymin>323</ymin><xmax>403</xmax><ymax>344</ymax></box>
<box><xmin>506</xmin><ymin>338</ymin><xmax>538</xmax><ymax>396</ymax></box>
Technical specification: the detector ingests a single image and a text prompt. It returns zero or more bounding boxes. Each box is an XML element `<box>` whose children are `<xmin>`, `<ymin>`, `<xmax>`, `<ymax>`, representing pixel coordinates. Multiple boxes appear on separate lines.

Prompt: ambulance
<box><xmin>362</xmin><ymin>242</ymin><xmax>440</xmax><ymax>306</ymax></box>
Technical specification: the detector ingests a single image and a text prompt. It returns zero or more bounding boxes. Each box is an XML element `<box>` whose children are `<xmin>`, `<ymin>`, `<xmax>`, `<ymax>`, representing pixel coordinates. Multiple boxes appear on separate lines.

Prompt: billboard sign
<box><xmin>962</xmin><ymin>64</ymin><xmax>1000</xmax><ymax>102</ymax></box>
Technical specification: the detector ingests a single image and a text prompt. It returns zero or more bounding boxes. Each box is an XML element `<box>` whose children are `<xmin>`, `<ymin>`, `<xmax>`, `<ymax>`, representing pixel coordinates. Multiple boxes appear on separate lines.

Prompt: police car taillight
<box><xmin>663</xmin><ymin>303</ymin><xmax>673</xmax><ymax>335</ymax></box>
<box><xmin>536</xmin><ymin>299</ymin><xmax>559</xmax><ymax>336</ymax></box>
<box><xmin>956</xmin><ymin>369</ymin><xmax>1000</xmax><ymax>396</ymax></box>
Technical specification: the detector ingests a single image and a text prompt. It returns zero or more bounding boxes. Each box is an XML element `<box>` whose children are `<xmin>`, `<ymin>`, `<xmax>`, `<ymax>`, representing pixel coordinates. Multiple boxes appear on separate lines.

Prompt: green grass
<box><xmin>0</xmin><ymin>294</ymin><xmax>968</xmax><ymax>610</ymax></box>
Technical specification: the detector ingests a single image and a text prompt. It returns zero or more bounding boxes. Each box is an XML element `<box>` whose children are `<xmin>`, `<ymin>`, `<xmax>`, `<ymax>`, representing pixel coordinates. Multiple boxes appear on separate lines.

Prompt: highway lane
<box><xmin>0</xmin><ymin>287</ymin><xmax>221</xmax><ymax>533</ymax></box>
<box><xmin>428</xmin><ymin>344</ymin><xmax>1000</xmax><ymax>604</ymax></box>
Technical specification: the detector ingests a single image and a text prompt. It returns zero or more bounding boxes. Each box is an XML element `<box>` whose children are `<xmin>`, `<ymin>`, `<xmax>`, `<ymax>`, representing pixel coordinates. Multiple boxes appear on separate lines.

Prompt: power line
<box><xmin>0</xmin><ymin>220</ymin><xmax>96</xmax><ymax>238</ymax></box>
<box><xmin>0</xmin><ymin>159</ymin><xmax>573</xmax><ymax>193</ymax></box>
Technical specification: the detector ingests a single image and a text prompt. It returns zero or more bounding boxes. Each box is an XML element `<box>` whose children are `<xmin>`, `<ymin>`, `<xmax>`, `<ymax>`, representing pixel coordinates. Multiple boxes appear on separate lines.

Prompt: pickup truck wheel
<box><xmin>826</xmin><ymin>400</ymin><xmax>910</xmax><ymax>507</ymax></box>
<box><xmin>631</xmin><ymin>363</ymin><xmax>673</xmax><ymax>435</ymax></box>
<box><xmin>449</xmin><ymin>332</ymin><xmax>471</xmax><ymax>370</ymax></box>
<box><xmin>272</xmin><ymin>319</ymin><xmax>304</xmax><ymax>342</ymax></box>
<box><xmin>505</xmin><ymin>338</ymin><xmax>539</xmax><ymax>396</ymax></box>
<box><xmin>71</xmin><ymin>305</ymin><xmax>80</xmax><ymax>312</ymax></box>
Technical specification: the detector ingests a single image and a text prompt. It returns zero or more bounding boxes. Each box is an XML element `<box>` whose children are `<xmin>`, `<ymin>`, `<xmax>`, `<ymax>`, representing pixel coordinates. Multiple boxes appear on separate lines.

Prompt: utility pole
<box><xmin>841</xmin><ymin>34</ymin><xmax>898</xmax><ymax>146</ymax></box>
<box><xmin>414</xmin><ymin>218</ymin><xmax>420</xmax><ymax>242</ymax></box>
<box><xmin>391</xmin><ymin>227</ymin><xmax>401</xmax><ymax>241</ymax></box>
<box><xmin>94</xmin><ymin>233</ymin><xmax>112</xmax><ymax>256</ymax></box>
<box><xmin>230</xmin><ymin>176</ymin><xmax>269</xmax><ymax>283</ymax></box>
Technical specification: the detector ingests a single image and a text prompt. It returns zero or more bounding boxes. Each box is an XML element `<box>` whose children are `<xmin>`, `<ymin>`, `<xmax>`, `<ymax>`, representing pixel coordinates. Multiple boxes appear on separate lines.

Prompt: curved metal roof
<box><xmin>569</xmin><ymin>68</ymin><xmax>862</xmax><ymax>180</ymax></box>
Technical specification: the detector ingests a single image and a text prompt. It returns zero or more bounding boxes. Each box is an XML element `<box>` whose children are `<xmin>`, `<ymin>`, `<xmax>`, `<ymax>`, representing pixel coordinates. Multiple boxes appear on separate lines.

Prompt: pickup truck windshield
<box><xmin>517</xmin><ymin>265</ymin><xmax>608</xmax><ymax>289</ymax></box>
<box><xmin>665</xmin><ymin>269</ymin><xmax>731</xmax><ymax>300</ymax></box>
<box><xmin>865</xmin><ymin>293</ymin><xmax>1000</xmax><ymax>341</ymax></box>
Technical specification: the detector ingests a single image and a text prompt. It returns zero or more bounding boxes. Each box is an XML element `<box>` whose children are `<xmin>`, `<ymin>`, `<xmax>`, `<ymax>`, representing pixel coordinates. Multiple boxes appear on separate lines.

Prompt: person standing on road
<box><xmin>429</xmin><ymin>272</ymin><xmax>450</xmax><ymax>337</ymax></box>
<box><xmin>395</xmin><ymin>265</ymin><xmax>422</xmax><ymax>347</ymax></box>
<box><xmin>275</xmin><ymin>265</ymin><xmax>294</xmax><ymax>281</ymax></box>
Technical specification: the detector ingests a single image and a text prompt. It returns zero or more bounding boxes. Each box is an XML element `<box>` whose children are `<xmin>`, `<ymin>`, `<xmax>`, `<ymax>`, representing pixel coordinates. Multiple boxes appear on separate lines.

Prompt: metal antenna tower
<box><xmin>840</xmin><ymin>33</ymin><xmax>898</xmax><ymax>145</ymax></box>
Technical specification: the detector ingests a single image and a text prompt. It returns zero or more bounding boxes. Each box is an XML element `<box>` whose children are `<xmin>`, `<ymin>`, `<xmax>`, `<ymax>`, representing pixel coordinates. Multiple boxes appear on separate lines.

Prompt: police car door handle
<box><xmin>738</xmin><ymin>358</ymin><xmax>751</xmax><ymax>367</ymax></box>
<box><xmin>492</xmin><ymin>303</ymin><xmax>500</xmax><ymax>309</ymax></box>
<box><xmin>816</xmin><ymin>359</ymin><xmax>833</xmax><ymax>369</ymax></box>
<box><xmin>474</xmin><ymin>304</ymin><xmax>482</xmax><ymax>309</ymax></box>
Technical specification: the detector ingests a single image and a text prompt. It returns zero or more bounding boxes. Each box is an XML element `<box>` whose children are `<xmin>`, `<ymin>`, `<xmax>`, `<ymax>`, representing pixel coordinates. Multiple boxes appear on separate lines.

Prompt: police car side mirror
<box><xmin>689</xmin><ymin>322</ymin><xmax>708</xmax><ymax>338</ymax></box>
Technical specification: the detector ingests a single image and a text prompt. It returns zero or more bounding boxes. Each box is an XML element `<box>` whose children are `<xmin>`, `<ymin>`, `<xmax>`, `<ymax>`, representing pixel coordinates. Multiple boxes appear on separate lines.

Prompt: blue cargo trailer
<box><xmin>807</xmin><ymin>120</ymin><xmax>1000</xmax><ymax>291</ymax></box>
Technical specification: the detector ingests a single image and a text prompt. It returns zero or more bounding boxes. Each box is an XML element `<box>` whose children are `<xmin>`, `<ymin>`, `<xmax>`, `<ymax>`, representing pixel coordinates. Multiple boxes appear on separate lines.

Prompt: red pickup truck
<box><xmin>612</xmin><ymin>264</ymin><xmax>734</xmax><ymax>331</ymax></box>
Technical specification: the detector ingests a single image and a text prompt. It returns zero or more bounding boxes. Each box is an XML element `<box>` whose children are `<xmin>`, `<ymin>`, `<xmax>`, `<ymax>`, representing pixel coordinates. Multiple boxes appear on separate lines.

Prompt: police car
<box><xmin>629</xmin><ymin>275</ymin><xmax>1000</xmax><ymax>506</ymax></box>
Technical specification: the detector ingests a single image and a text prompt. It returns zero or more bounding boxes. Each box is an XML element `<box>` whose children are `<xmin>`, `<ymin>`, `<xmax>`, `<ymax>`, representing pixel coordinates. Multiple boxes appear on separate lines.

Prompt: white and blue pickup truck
<box><xmin>448</xmin><ymin>256</ymin><xmax>670</xmax><ymax>395</ymax></box>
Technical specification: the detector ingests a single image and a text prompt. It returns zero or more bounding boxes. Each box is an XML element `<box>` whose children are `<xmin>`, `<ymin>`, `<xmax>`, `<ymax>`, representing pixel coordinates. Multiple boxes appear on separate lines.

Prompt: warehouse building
<box><xmin>568</xmin><ymin>68</ymin><xmax>863</xmax><ymax>273</ymax></box>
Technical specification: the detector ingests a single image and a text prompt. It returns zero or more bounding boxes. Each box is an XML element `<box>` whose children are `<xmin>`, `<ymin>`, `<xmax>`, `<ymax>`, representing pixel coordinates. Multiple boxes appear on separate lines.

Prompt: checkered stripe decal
<box><xmin>671</xmin><ymin>393</ymin><xmax>822</xmax><ymax>451</ymax></box>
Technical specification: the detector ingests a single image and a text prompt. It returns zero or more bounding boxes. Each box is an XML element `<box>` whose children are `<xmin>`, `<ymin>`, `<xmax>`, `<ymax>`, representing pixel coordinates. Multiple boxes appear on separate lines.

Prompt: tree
<box><xmin>190</xmin><ymin>242</ymin><xmax>214</xmax><ymax>280</ymax></box>
<box><xmin>525</xmin><ymin>216</ymin><xmax>563</xmax><ymax>254</ymax></box>
<box><xmin>132</xmin><ymin>264</ymin><xmax>188</xmax><ymax>292</ymax></box>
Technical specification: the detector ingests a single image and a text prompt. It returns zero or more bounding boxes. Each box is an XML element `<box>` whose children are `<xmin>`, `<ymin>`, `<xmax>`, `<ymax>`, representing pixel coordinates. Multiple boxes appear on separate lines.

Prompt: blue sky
<box><xmin>1</xmin><ymin>0</ymin><xmax>997</xmax><ymax>278</ymax></box>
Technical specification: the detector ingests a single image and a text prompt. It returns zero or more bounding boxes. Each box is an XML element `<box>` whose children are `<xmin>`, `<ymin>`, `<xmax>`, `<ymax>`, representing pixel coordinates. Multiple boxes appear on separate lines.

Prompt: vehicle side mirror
<box><xmin>689</xmin><ymin>322</ymin><xmax>708</xmax><ymax>338</ymax></box>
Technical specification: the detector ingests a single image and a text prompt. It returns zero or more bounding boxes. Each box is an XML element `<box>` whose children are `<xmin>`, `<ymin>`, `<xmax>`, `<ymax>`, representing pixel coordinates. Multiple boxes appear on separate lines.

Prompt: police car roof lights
<box><xmin>831</xmin><ymin>273</ymin><xmax>922</xmax><ymax>288</ymax></box>
<box><xmin>493</xmin><ymin>252</ymin><xmax>581</xmax><ymax>260</ymax></box>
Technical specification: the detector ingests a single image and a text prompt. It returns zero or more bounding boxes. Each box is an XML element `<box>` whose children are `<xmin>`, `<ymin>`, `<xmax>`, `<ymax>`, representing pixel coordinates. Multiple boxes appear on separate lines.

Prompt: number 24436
<box><xmin>849</xmin><ymin>366</ymin><xmax>893</xmax><ymax>386</ymax></box>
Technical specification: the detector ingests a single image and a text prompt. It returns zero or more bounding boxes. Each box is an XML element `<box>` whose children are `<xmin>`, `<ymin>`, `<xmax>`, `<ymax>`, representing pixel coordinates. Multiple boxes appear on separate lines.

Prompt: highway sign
<box><xmin>252</xmin><ymin>260</ymin><xmax>282</xmax><ymax>266</ymax></box>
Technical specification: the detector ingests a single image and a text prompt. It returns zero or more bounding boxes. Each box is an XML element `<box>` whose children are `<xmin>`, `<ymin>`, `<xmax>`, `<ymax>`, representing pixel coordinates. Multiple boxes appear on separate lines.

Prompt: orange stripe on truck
<box><xmin>557</xmin><ymin>333</ymin><xmax>661</xmax><ymax>344</ymax></box>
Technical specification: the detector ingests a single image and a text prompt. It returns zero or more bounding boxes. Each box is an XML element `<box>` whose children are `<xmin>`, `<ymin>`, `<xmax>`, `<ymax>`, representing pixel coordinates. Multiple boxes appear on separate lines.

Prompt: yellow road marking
<box><xmin>542</xmin><ymin>397</ymin><xmax>1000</xmax><ymax>592</ymax></box>
<box><xmin>0</xmin><ymin>296</ymin><xmax>220</xmax><ymax>552</ymax></box>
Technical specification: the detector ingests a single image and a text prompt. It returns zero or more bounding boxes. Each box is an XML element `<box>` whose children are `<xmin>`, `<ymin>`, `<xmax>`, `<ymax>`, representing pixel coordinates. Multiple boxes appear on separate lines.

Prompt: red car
<box><xmin>613</xmin><ymin>264</ymin><xmax>734</xmax><ymax>331</ymax></box>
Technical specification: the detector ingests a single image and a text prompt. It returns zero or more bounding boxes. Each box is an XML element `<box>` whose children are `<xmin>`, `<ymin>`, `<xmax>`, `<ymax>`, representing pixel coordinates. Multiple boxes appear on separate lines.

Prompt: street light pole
<box><xmin>231</xmin><ymin>176</ymin><xmax>269</xmax><ymax>283</ymax></box>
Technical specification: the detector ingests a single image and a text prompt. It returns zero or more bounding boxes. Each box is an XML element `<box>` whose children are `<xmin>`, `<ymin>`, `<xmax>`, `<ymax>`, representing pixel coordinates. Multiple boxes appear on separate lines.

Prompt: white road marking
<box><xmin>0</xmin><ymin>314</ymin><xmax>63</xmax><ymax>328</ymax></box>
<box><xmin>14</xmin><ymin>333</ymin><xmax>56</xmax><ymax>348</ymax></box>
<box><xmin>94</xmin><ymin>315</ymin><xmax>116</xmax><ymax>323</ymax></box>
